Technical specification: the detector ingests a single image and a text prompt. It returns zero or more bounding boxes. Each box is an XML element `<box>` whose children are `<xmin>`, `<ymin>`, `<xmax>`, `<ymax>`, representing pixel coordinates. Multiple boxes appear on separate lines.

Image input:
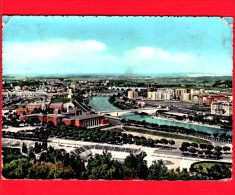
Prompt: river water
<box><xmin>88</xmin><ymin>96</ymin><xmax>232</xmax><ymax>135</ymax></box>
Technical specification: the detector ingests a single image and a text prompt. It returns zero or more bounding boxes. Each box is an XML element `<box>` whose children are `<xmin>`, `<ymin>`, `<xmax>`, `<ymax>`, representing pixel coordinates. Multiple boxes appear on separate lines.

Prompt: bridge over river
<box><xmin>98</xmin><ymin>107</ymin><xmax>168</xmax><ymax>117</ymax></box>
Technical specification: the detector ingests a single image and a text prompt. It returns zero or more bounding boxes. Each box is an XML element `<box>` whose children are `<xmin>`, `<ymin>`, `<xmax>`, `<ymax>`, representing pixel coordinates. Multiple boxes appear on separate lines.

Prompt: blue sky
<box><xmin>2</xmin><ymin>16</ymin><xmax>233</xmax><ymax>76</ymax></box>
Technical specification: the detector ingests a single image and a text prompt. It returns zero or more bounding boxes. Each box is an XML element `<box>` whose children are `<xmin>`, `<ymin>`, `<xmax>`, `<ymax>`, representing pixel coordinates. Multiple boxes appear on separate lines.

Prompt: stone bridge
<box><xmin>108</xmin><ymin>86</ymin><xmax>147</xmax><ymax>91</ymax></box>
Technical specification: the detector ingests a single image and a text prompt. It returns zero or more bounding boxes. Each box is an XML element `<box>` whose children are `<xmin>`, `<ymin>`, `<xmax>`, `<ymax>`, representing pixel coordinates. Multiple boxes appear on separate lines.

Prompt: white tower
<box><xmin>68</xmin><ymin>89</ymin><xmax>73</xmax><ymax>99</ymax></box>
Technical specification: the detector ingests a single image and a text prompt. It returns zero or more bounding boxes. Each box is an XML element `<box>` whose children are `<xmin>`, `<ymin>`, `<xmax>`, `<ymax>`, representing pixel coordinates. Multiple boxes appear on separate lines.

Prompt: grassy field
<box><xmin>191</xmin><ymin>161</ymin><xmax>232</xmax><ymax>174</ymax></box>
<box><xmin>122</xmin><ymin>127</ymin><xmax>208</xmax><ymax>143</ymax></box>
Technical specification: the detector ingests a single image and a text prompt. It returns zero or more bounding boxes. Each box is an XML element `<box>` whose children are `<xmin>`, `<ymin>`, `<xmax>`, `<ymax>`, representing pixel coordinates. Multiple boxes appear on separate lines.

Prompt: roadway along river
<box><xmin>88</xmin><ymin>96</ymin><xmax>232</xmax><ymax>136</ymax></box>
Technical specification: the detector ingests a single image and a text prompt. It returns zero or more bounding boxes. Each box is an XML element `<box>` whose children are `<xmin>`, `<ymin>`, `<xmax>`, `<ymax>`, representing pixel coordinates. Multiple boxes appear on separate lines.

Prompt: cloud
<box><xmin>124</xmin><ymin>46</ymin><xmax>196</xmax><ymax>63</ymax></box>
<box><xmin>122</xmin><ymin>46</ymin><xmax>198</xmax><ymax>73</ymax></box>
<box><xmin>3</xmin><ymin>39</ymin><xmax>113</xmax><ymax>74</ymax></box>
<box><xmin>3</xmin><ymin>39</ymin><xmax>232</xmax><ymax>75</ymax></box>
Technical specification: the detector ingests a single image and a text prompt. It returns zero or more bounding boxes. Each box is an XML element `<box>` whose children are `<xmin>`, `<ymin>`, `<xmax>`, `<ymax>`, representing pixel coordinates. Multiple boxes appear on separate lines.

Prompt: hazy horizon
<box><xmin>3</xmin><ymin>72</ymin><xmax>232</xmax><ymax>78</ymax></box>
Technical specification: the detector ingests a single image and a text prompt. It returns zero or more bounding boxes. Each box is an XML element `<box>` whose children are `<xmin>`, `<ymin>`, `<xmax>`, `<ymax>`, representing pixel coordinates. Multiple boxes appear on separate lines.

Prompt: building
<box><xmin>128</xmin><ymin>90</ymin><xmax>138</xmax><ymax>99</ymax></box>
<box><xmin>27</xmin><ymin>102</ymin><xmax>44</xmax><ymax>112</ymax></box>
<box><xmin>1</xmin><ymin>90</ymin><xmax>69</xmax><ymax>98</ymax></box>
<box><xmin>49</xmin><ymin>103</ymin><xmax>63</xmax><ymax>111</ymax></box>
<box><xmin>147</xmin><ymin>89</ymin><xmax>173</xmax><ymax>101</ymax></box>
<box><xmin>69</xmin><ymin>114</ymin><xmax>109</xmax><ymax>128</ymax></box>
<box><xmin>211</xmin><ymin>101</ymin><xmax>233</xmax><ymax>116</ymax></box>
<box><xmin>182</xmin><ymin>92</ymin><xmax>191</xmax><ymax>102</ymax></box>
<box><xmin>147</xmin><ymin>91</ymin><xmax>156</xmax><ymax>100</ymax></box>
<box><xmin>206</xmin><ymin>95</ymin><xmax>230</xmax><ymax>106</ymax></box>
<box><xmin>22</xmin><ymin>86</ymin><xmax>29</xmax><ymax>90</ymax></box>
<box><xmin>191</xmin><ymin>94</ymin><xmax>200</xmax><ymax>104</ymax></box>
<box><xmin>137</xmin><ymin>101</ymin><xmax>146</xmax><ymax>108</ymax></box>
<box><xmin>14</xmin><ymin>86</ymin><xmax>21</xmax><ymax>91</ymax></box>
<box><xmin>67</xmin><ymin>88</ymin><xmax>73</xmax><ymax>99</ymax></box>
<box><xmin>175</xmin><ymin>89</ymin><xmax>185</xmax><ymax>99</ymax></box>
<box><xmin>162</xmin><ymin>92</ymin><xmax>172</xmax><ymax>100</ymax></box>
<box><xmin>18</xmin><ymin>108</ymin><xmax>109</xmax><ymax>127</ymax></box>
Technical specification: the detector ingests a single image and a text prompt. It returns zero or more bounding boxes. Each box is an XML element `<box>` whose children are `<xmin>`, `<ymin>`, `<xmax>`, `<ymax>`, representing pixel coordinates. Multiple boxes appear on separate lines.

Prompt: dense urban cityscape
<box><xmin>2</xmin><ymin>75</ymin><xmax>232</xmax><ymax>180</ymax></box>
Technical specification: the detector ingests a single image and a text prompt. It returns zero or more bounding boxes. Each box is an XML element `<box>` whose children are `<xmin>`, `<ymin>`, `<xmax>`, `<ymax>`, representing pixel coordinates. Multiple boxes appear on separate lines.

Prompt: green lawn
<box><xmin>121</xmin><ymin>127</ymin><xmax>208</xmax><ymax>143</ymax></box>
<box><xmin>192</xmin><ymin>161</ymin><xmax>232</xmax><ymax>174</ymax></box>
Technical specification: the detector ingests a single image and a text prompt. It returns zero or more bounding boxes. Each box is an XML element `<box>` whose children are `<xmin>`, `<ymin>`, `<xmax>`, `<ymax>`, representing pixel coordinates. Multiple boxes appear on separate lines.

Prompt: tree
<box><xmin>34</xmin><ymin>142</ymin><xmax>42</xmax><ymax>154</ymax></box>
<box><xmin>214</xmin><ymin>146</ymin><xmax>222</xmax><ymax>152</ymax></box>
<box><xmin>47</xmin><ymin>121</ymin><xmax>55</xmax><ymax>127</ymax></box>
<box><xmin>190</xmin><ymin>143</ymin><xmax>198</xmax><ymax>148</ymax></box>
<box><xmin>120</xmin><ymin>119</ymin><xmax>126</xmax><ymax>124</ymax></box>
<box><xmin>2</xmin><ymin>158</ymin><xmax>31</xmax><ymax>179</ymax></box>
<box><xmin>222</xmin><ymin>146</ymin><xmax>231</xmax><ymax>153</ymax></box>
<box><xmin>199</xmin><ymin>143</ymin><xmax>207</xmax><ymax>150</ymax></box>
<box><xmin>168</xmin><ymin>140</ymin><xmax>175</xmax><ymax>148</ymax></box>
<box><xmin>84</xmin><ymin>152</ymin><xmax>123</xmax><ymax>180</ymax></box>
<box><xmin>22</xmin><ymin>142</ymin><xmax>28</xmax><ymax>154</ymax></box>
<box><xmin>179</xmin><ymin>147</ymin><xmax>188</xmax><ymax>154</ymax></box>
<box><xmin>123</xmin><ymin>152</ymin><xmax>148</xmax><ymax>180</ymax></box>
<box><xmin>42</xmin><ymin>141</ymin><xmax>48</xmax><ymax>150</ymax></box>
<box><xmin>181</xmin><ymin>142</ymin><xmax>190</xmax><ymax>148</ymax></box>
<box><xmin>206</xmin><ymin>144</ymin><xmax>214</xmax><ymax>151</ymax></box>
<box><xmin>160</xmin><ymin>138</ymin><xmax>169</xmax><ymax>145</ymax></box>
<box><xmin>147</xmin><ymin>160</ymin><xmax>169</xmax><ymax>180</ymax></box>
<box><xmin>213</xmin><ymin>150</ymin><xmax>222</xmax><ymax>159</ymax></box>
<box><xmin>188</xmin><ymin>147</ymin><xmax>197</xmax><ymax>155</ymax></box>
<box><xmin>27</xmin><ymin>161</ymin><xmax>75</xmax><ymax>179</ymax></box>
<box><xmin>213</xmin><ymin>133</ymin><xmax>219</xmax><ymax>138</ymax></box>
<box><xmin>176</xmin><ymin>168</ymin><xmax>192</xmax><ymax>180</ymax></box>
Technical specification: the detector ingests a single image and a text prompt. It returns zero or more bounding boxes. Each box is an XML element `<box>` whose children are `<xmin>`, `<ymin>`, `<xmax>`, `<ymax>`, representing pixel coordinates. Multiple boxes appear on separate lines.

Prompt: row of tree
<box><xmin>2</xmin><ymin>147</ymin><xmax>231</xmax><ymax>180</ymax></box>
<box><xmin>121</xmin><ymin>118</ymin><xmax>232</xmax><ymax>141</ymax></box>
<box><xmin>179</xmin><ymin>142</ymin><xmax>231</xmax><ymax>159</ymax></box>
<box><xmin>3</xmin><ymin>126</ymin><xmax>175</xmax><ymax>149</ymax></box>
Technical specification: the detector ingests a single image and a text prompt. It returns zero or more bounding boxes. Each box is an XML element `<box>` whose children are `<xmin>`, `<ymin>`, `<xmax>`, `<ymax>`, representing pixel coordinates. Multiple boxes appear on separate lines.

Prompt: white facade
<box><xmin>211</xmin><ymin>101</ymin><xmax>233</xmax><ymax>116</ymax></box>
<box><xmin>147</xmin><ymin>89</ymin><xmax>173</xmax><ymax>100</ymax></box>
<box><xmin>182</xmin><ymin>93</ymin><xmax>191</xmax><ymax>102</ymax></box>
<box><xmin>128</xmin><ymin>91</ymin><xmax>138</xmax><ymax>99</ymax></box>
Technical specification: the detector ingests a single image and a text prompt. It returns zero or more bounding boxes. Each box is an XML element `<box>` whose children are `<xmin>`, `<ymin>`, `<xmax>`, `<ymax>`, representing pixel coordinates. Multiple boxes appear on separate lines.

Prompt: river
<box><xmin>88</xmin><ymin>96</ymin><xmax>232</xmax><ymax>136</ymax></box>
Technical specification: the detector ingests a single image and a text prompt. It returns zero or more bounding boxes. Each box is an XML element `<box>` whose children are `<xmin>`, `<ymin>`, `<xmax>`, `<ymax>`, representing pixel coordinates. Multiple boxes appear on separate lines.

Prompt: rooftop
<box><xmin>47</xmin><ymin>114</ymin><xmax>66</xmax><ymax>118</ymax></box>
<box><xmin>25</xmin><ymin>113</ymin><xmax>46</xmax><ymax>117</ymax></box>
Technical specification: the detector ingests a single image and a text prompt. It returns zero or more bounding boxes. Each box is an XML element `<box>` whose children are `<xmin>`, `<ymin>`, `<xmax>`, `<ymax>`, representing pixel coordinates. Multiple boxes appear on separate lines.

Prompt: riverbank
<box><xmin>152</xmin><ymin>116</ymin><xmax>222</xmax><ymax>130</ymax></box>
<box><xmin>89</xmin><ymin>96</ymin><xmax>232</xmax><ymax>136</ymax></box>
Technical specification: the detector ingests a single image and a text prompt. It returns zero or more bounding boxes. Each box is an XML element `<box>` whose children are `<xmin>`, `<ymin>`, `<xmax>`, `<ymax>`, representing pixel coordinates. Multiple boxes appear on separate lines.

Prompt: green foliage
<box><xmin>212</xmin><ymin>80</ymin><xmax>232</xmax><ymax>88</ymax></box>
<box><xmin>34</xmin><ymin>142</ymin><xmax>42</xmax><ymax>154</ymax></box>
<box><xmin>147</xmin><ymin>160</ymin><xmax>169</xmax><ymax>180</ymax></box>
<box><xmin>39</xmin><ymin>148</ymin><xmax>85</xmax><ymax>179</ymax></box>
<box><xmin>122</xmin><ymin>127</ymin><xmax>207</xmax><ymax>143</ymax></box>
<box><xmin>84</xmin><ymin>152</ymin><xmax>123</xmax><ymax>180</ymax></box>
<box><xmin>27</xmin><ymin>162</ymin><xmax>75</xmax><ymax>179</ymax></box>
<box><xmin>2</xmin><ymin>148</ymin><xmax>27</xmax><ymax>164</ymax></box>
<box><xmin>191</xmin><ymin>161</ymin><xmax>232</xmax><ymax>180</ymax></box>
<box><xmin>108</xmin><ymin>95</ymin><xmax>131</xmax><ymax>110</ymax></box>
<box><xmin>2</xmin><ymin>146</ymin><xmax>231</xmax><ymax>180</ymax></box>
<box><xmin>123</xmin><ymin>152</ymin><xmax>148</xmax><ymax>180</ymax></box>
<box><xmin>2</xmin><ymin>158</ymin><xmax>32</xmax><ymax>179</ymax></box>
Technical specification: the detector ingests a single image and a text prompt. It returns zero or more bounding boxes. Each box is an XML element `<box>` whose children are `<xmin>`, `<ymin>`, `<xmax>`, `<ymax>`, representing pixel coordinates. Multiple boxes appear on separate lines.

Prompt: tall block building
<box><xmin>128</xmin><ymin>90</ymin><xmax>138</xmax><ymax>99</ymax></box>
